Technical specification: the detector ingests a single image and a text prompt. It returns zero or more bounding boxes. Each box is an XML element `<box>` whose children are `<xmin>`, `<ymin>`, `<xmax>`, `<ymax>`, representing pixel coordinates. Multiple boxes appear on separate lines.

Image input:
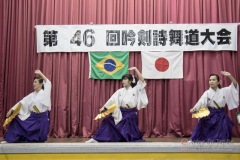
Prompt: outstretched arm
<box><xmin>35</xmin><ymin>70</ymin><xmax>48</xmax><ymax>82</ymax></box>
<box><xmin>221</xmin><ymin>71</ymin><xmax>238</xmax><ymax>88</ymax></box>
<box><xmin>128</xmin><ymin>67</ymin><xmax>144</xmax><ymax>82</ymax></box>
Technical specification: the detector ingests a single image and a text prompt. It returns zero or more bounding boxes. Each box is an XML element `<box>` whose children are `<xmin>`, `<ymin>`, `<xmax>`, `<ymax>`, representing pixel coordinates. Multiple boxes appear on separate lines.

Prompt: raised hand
<box><xmin>221</xmin><ymin>71</ymin><xmax>238</xmax><ymax>87</ymax></box>
<box><xmin>221</xmin><ymin>71</ymin><xmax>231</xmax><ymax>77</ymax></box>
<box><xmin>35</xmin><ymin>69</ymin><xmax>43</xmax><ymax>75</ymax></box>
<box><xmin>34</xmin><ymin>69</ymin><xmax>48</xmax><ymax>81</ymax></box>
<box><xmin>128</xmin><ymin>67</ymin><xmax>144</xmax><ymax>82</ymax></box>
<box><xmin>128</xmin><ymin>67</ymin><xmax>137</xmax><ymax>71</ymax></box>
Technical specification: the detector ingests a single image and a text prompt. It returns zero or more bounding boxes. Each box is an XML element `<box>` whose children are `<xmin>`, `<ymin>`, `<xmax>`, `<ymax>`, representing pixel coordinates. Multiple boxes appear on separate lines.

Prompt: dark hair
<box><xmin>121</xmin><ymin>74</ymin><xmax>138</xmax><ymax>88</ymax></box>
<box><xmin>34</xmin><ymin>77</ymin><xmax>44</xmax><ymax>90</ymax></box>
<box><xmin>209</xmin><ymin>74</ymin><xmax>221</xmax><ymax>88</ymax></box>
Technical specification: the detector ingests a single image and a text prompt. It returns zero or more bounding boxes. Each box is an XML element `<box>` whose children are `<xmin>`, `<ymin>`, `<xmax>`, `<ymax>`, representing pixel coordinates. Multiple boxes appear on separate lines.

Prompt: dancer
<box><xmin>190</xmin><ymin>71</ymin><xmax>239</xmax><ymax>142</ymax></box>
<box><xmin>2</xmin><ymin>70</ymin><xmax>51</xmax><ymax>143</ymax></box>
<box><xmin>86</xmin><ymin>67</ymin><xmax>148</xmax><ymax>142</ymax></box>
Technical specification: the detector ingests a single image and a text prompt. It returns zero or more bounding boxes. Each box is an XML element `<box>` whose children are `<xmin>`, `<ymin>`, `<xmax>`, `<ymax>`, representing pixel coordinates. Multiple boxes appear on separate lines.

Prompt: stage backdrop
<box><xmin>0</xmin><ymin>0</ymin><xmax>240</xmax><ymax>138</ymax></box>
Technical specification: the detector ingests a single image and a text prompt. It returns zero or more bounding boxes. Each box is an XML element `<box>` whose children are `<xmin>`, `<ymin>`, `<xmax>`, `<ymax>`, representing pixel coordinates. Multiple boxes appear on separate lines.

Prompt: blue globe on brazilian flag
<box><xmin>89</xmin><ymin>52</ymin><xmax>129</xmax><ymax>79</ymax></box>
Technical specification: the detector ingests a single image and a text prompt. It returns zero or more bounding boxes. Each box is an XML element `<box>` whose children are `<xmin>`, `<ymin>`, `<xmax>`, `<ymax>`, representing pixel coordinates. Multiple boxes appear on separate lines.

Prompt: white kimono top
<box><xmin>11</xmin><ymin>79</ymin><xmax>52</xmax><ymax>120</ymax></box>
<box><xmin>193</xmin><ymin>83</ymin><xmax>239</xmax><ymax>110</ymax></box>
<box><xmin>103</xmin><ymin>80</ymin><xmax>148</xmax><ymax>124</ymax></box>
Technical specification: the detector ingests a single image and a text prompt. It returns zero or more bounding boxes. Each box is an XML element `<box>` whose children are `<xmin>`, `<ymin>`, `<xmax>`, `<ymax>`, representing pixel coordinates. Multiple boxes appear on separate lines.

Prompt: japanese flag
<box><xmin>141</xmin><ymin>51</ymin><xmax>183</xmax><ymax>79</ymax></box>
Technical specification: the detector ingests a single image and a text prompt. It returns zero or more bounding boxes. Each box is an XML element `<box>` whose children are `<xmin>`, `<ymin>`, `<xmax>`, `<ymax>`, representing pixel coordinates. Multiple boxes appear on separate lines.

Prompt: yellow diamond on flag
<box><xmin>95</xmin><ymin>55</ymin><xmax>125</xmax><ymax>75</ymax></box>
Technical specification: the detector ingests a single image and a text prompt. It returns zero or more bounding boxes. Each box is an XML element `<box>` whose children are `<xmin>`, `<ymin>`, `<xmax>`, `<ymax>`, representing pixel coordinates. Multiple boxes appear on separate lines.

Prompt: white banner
<box><xmin>141</xmin><ymin>51</ymin><xmax>183</xmax><ymax>79</ymax></box>
<box><xmin>35</xmin><ymin>23</ymin><xmax>238</xmax><ymax>53</ymax></box>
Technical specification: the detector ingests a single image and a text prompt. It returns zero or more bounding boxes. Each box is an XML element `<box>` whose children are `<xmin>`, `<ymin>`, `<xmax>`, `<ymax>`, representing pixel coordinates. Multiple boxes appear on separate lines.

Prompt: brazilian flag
<box><xmin>89</xmin><ymin>52</ymin><xmax>129</xmax><ymax>79</ymax></box>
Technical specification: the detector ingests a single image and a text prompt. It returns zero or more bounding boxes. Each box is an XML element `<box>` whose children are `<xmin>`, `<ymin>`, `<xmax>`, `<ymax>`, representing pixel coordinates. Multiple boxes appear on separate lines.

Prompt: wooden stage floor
<box><xmin>1</xmin><ymin>137</ymin><xmax>240</xmax><ymax>160</ymax></box>
<box><xmin>0</xmin><ymin>137</ymin><xmax>240</xmax><ymax>154</ymax></box>
<box><xmin>45</xmin><ymin>137</ymin><xmax>240</xmax><ymax>143</ymax></box>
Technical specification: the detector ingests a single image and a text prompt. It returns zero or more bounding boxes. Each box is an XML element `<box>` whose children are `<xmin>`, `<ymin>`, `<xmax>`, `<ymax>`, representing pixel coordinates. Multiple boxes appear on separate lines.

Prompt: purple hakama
<box><xmin>4</xmin><ymin>111</ymin><xmax>49</xmax><ymax>143</ymax></box>
<box><xmin>93</xmin><ymin>108</ymin><xmax>143</xmax><ymax>142</ymax></box>
<box><xmin>190</xmin><ymin>108</ymin><xmax>233</xmax><ymax>142</ymax></box>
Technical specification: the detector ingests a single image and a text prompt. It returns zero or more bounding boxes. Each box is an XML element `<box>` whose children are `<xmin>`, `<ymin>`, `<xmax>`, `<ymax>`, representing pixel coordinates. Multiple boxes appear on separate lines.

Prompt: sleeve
<box><xmin>41</xmin><ymin>79</ymin><xmax>52</xmax><ymax>110</ymax></box>
<box><xmin>18</xmin><ymin>93</ymin><xmax>31</xmax><ymax>109</ymax></box>
<box><xmin>19</xmin><ymin>93</ymin><xmax>32</xmax><ymax>112</ymax></box>
<box><xmin>136</xmin><ymin>80</ymin><xmax>148</xmax><ymax>110</ymax></box>
<box><xmin>17</xmin><ymin>93</ymin><xmax>32</xmax><ymax>120</ymax></box>
<box><xmin>103</xmin><ymin>90</ymin><xmax>118</xmax><ymax>108</ymax></box>
<box><xmin>224</xmin><ymin>83</ymin><xmax>239</xmax><ymax>110</ymax></box>
<box><xmin>103</xmin><ymin>90</ymin><xmax>122</xmax><ymax>125</ymax></box>
<box><xmin>192</xmin><ymin>91</ymin><xmax>208</xmax><ymax>110</ymax></box>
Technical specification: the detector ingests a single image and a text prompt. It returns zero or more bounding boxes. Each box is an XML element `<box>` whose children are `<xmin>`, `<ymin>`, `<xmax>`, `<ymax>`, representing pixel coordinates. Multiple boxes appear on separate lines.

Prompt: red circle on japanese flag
<box><xmin>155</xmin><ymin>57</ymin><xmax>169</xmax><ymax>72</ymax></box>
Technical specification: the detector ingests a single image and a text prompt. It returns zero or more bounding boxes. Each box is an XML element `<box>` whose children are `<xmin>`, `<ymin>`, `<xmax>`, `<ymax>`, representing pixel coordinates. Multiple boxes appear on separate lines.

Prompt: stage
<box><xmin>0</xmin><ymin>137</ymin><xmax>240</xmax><ymax>160</ymax></box>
